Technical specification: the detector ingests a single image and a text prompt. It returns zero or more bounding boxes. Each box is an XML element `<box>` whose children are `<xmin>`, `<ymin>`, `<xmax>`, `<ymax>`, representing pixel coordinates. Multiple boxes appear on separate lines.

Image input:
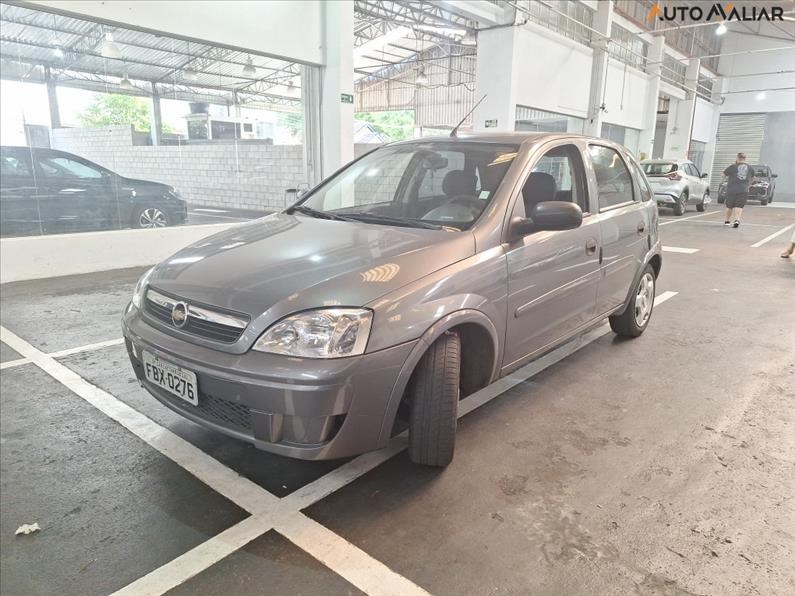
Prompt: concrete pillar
<box><xmin>302</xmin><ymin>65</ymin><xmax>322</xmax><ymax>187</ymax></box>
<box><xmin>583</xmin><ymin>0</ymin><xmax>613</xmax><ymax>136</ymax></box>
<box><xmin>663</xmin><ymin>58</ymin><xmax>700</xmax><ymax>159</ymax></box>
<box><xmin>638</xmin><ymin>36</ymin><xmax>665</xmax><ymax>160</ymax></box>
<box><xmin>149</xmin><ymin>82</ymin><xmax>162</xmax><ymax>146</ymax></box>
<box><xmin>319</xmin><ymin>0</ymin><xmax>354</xmax><ymax>177</ymax></box>
<box><xmin>473</xmin><ymin>27</ymin><xmax>518</xmax><ymax>132</ymax></box>
<box><xmin>44</xmin><ymin>67</ymin><xmax>61</xmax><ymax>129</ymax></box>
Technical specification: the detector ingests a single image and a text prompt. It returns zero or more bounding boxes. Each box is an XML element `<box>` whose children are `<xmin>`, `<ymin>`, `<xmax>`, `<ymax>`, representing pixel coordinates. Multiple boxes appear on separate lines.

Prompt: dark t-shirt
<box><xmin>724</xmin><ymin>163</ymin><xmax>755</xmax><ymax>194</ymax></box>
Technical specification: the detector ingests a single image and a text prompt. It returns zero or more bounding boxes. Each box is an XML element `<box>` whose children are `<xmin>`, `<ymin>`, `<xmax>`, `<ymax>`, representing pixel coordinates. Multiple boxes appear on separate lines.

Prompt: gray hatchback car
<box><xmin>123</xmin><ymin>133</ymin><xmax>661</xmax><ymax>467</ymax></box>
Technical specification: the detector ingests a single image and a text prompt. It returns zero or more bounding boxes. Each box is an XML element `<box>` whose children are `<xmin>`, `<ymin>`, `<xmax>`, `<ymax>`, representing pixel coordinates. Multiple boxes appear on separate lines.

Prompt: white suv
<box><xmin>641</xmin><ymin>159</ymin><xmax>710</xmax><ymax>216</ymax></box>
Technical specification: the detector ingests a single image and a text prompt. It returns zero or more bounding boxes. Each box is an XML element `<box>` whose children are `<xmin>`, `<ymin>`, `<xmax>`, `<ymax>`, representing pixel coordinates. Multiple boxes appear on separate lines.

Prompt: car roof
<box><xmin>640</xmin><ymin>158</ymin><xmax>689</xmax><ymax>164</ymax></box>
<box><xmin>388</xmin><ymin>131</ymin><xmax>627</xmax><ymax>150</ymax></box>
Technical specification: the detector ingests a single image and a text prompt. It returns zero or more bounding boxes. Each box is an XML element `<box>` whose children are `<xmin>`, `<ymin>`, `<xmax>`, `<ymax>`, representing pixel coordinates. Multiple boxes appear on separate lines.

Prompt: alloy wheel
<box><xmin>634</xmin><ymin>272</ymin><xmax>655</xmax><ymax>328</ymax></box>
<box><xmin>139</xmin><ymin>207</ymin><xmax>167</xmax><ymax>228</ymax></box>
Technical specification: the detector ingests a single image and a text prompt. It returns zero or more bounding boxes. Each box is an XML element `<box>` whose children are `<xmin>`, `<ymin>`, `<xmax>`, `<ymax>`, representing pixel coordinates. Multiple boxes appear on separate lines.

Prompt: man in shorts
<box><xmin>723</xmin><ymin>153</ymin><xmax>755</xmax><ymax>228</ymax></box>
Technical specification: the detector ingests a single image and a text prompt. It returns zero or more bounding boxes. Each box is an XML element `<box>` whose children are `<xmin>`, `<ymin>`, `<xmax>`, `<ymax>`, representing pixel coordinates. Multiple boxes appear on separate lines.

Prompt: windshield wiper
<box><xmin>341</xmin><ymin>212</ymin><xmax>454</xmax><ymax>231</ymax></box>
<box><xmin>290</xmin><ymin>205</ymin><xmax>358</xmax><ymax>222</ymax></box>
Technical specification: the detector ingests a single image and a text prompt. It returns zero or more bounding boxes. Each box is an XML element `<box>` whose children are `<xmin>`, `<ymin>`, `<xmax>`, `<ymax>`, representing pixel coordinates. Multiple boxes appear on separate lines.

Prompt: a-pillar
<box><xmin>638</xmin><ymin>36</ymin><xmax>665</xmax><ymax>159</ymax></box>
<box><xmin>318</xmin><ymin>0</ymin><xmax>353</xmax><ymax>178</ymax></box>
<box><xmin>663</xmin><ymin>58</ymin><xmax>700</xmax><ymax>159</ymax></box>
<box><xmin>150</xmin><ymin>82</ymin><xmax>162</xmax><ymax>146</ymax></box>
<box><xmin>473</xmin><ymin>26</ymin><xmax>518</xmax><ymax>132</ymax></box>
<box><xmin>583</xmin><ymin>0</ymin><xmax>613</xmax><ymax>136</ymax></box>
<box><xmin>44</xmin><ymin>67</ymin><xmax>61</xmax><ymax>129</ymax></box>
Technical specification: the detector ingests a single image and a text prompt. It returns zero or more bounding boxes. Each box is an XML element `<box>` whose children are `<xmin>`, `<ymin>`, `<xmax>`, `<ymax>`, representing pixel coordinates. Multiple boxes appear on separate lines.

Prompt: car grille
<box><xmin>145</xmin><ymin>288</ymin><xmax>248</xmax><ymax>343</ymax></box>
<box><xmin>160</xmin><ymin>388</ymin><xmax>253</xmax><ymax>433</ymax></box>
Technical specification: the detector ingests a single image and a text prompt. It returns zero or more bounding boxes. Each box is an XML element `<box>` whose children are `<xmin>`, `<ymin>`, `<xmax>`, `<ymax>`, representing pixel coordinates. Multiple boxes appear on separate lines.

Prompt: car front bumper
<box><xmin>122</xmin><ymin>306</ymin><xmax>416</xmax><ymax>460</ymax></box>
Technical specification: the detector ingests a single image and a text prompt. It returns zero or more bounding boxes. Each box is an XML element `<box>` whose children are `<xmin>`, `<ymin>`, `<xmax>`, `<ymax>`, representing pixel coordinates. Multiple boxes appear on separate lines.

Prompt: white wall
<box><xmin>0</xmin><ymin>223</ymin><xmax>237</xmax><ymax>283</ymax></box>
<box><xmin>512</xmin><ymin>24</ymin><xmax>593</xmax><ymax>119</ymax></box>
<box><xmin>32</xmin><ymin>1</ymin><xmax>324</xmax><ymax>65</ymax></box>
<box><xmin>691</xmin><ymin>98</ymin><xmax>718</xmax><ymax>142</ymax></box>
<box><xmin>719</xmin><ymin>31</ymin><xmax>795</xmax><ymax>114</ymax></box>
<box><xmin>601</xmin><ymin>61</ymin><xmax>649</xmax><ymax>130</ymax></box>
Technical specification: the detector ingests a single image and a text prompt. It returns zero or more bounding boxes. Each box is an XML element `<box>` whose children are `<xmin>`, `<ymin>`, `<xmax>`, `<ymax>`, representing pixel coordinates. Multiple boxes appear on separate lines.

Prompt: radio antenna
<box><xmin>450</xmin><ymin>94</ymin><xmax>487</xmax><ymax>138</ymax></box>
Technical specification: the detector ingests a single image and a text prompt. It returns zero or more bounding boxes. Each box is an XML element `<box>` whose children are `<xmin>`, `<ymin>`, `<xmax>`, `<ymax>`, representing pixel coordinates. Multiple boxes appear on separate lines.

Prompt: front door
<box><xmin>0</xmin><ymin>147</ymin><xmax>41</xmax><ymax>236</ymax></box>
<box><xmin>588</xmin><ymin>144</ymin><xmax>649</xmax><ymax>314</ymax></box>
<box><xmin>502</xmin><ymin>142</ymin><xmax>601</xmax><ymax>371</ymax></box>
<box><xmin>33</xmin><ymin>151</ymin><xmax>117</xmax><ymax>233</ymax></box>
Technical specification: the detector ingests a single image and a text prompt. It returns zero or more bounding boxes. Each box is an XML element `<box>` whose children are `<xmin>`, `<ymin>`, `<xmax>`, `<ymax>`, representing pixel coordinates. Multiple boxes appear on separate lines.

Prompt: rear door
<box><xmin>32</xmin><ymin>150</ymin><xmax>118</xmax><ymax>232</ymax></box>
<box><xmin>588</xmin><ymin>144</ymin><xmax>650</xmax><ymax>315</ymax></box>
<box><xmin>0</xmin><ymin>147</ymin><xmax>41</xmax><ymax>236</ymax></box>
<box><xmin>502</xmin><ymin>141</ymin><xmax>601</xmax><ymax>371</ymax></box>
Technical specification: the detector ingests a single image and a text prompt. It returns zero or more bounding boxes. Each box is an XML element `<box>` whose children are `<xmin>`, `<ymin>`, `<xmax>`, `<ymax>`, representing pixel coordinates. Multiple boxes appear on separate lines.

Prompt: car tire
<box><xmin>673</xmin><ymin>191</ymin><xmax>688</xmax><ymax>216</ymax></box>
<box><xmin>133</xmin><ymin>206</ymin><xmax>171</xmax><ymax>229</ymax></box>
<box><xmin>408</xmin><ymin>332</ymin><xmax>460</xmax><ymax>467</ymax></box>
<box><xmin>609</xmin><ymin>265</ymin><xmax>656</xmax><ymax>338</ymax></box>
<box><xmin>760</xmin><ymin>198</ymin><xmax>768</xmax><ymax>206</ymax></box>
<box><xmin>717</xmin><ymin>196</ymin><xmax>725</xmax><ymax>204</ymax></box>
<box><xmin>696</xmin><ymin>192</ymin><xmax>708</xmax><ymax>212</ymax></box>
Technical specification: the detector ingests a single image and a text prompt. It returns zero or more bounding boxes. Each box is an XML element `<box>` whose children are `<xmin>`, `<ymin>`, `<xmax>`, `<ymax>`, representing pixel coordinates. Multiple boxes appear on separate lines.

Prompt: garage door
<box><xmin>709</xmin><ymin>113</ymin><xmax>767</xmax><ymax>194</ymax></box>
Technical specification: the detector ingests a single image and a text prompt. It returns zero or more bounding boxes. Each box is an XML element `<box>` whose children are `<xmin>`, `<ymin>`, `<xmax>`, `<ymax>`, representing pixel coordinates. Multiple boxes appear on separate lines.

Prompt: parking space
<box><xmin>1</xmin><ymin>204</ymin><xmax>793</xmax><ymax>595</ymax></box>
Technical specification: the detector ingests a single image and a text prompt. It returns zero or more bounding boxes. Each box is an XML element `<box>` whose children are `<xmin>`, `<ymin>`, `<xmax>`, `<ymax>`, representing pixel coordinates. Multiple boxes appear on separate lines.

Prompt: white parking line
<box><xmin>0</xmin><ymin>337</ymin><xmax>126</xmax><ymax>370</ymax></box>
<box><xmin>2</xmin><ymin>289</ymin><xmax>679</xmax><ymax>596</ymax></box>
<box><xmin>663</xmin><ymin>246</ymin><xmax>700</xmax><ymax>254</ymax></box>
<box><xmin>192</xmin><ymin>208</ymin><xmax>230</xmax><ymax>213</ymax></box>
<box><xmin>659</xmin><ymin>211</ymin><xmax>721</xmax><ymax>226</ymax></box>
<box><xmin>751</xmin><ymin>223</ymin><xmax>795</xmax><ymax>248</ymax></box>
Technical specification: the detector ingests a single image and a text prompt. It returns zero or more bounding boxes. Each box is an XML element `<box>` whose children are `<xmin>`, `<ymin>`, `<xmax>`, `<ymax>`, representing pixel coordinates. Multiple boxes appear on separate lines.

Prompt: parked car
<box><xmin>640</xmin><ymin>158</ymin><xmax>710</xmax><ymax>215</ymax></box>
<box><xmin>0</xmin><ymin>146</ymin><xmax>187</xmax><ymax>236</ymax></box>
<box><xmin>717</xmin><ymin>164</ymin><xmax>777</xmax><ymax>206</ymax></box>
<box><xmin>122</xmin><ymin>133</ymin><xmax>662</xmax><ymax>467</ymax></box>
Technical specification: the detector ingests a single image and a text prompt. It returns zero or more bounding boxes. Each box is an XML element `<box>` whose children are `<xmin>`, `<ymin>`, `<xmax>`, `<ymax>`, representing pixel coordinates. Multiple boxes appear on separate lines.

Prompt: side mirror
<box><xmin>508</xmin><ymin>201</ymin><xmax>583</xmax><ymax>240</ymax></box>
<box><xmin>701</xmin><ymin>173</ymin><xmax>709</xmax><ymax>178</ymax></box>
<box><xmin>772</xmin><ymin>173</ymin><xmax>778</xmax><ymax>178</ymax></box>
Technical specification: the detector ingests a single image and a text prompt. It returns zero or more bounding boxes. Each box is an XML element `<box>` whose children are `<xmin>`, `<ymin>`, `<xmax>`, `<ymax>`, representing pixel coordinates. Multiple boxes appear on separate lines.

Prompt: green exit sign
<box><xmin>341</xmin><ymin>93</ymin><xmax>354</xmax><ymax>104</ymax></box>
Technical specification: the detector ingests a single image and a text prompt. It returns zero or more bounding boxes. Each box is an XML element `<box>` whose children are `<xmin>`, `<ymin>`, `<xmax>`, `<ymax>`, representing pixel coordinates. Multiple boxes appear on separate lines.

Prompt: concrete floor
<box><xmin>1</xmin><ymin>204</ymin><xmax>793</xmax><ymax>596</ymax></box>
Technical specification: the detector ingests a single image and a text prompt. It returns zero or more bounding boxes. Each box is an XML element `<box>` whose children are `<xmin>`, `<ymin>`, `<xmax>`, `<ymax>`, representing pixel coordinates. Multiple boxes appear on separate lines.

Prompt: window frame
<box><xmin>587</xmin><ymin>143</ymin><xmax>637</xmax><ymax>212</ymax></box>
<box><xmin>34</xmin><ymin>151</ymin><xmax>108</xmax><ymax>181</ymax></box>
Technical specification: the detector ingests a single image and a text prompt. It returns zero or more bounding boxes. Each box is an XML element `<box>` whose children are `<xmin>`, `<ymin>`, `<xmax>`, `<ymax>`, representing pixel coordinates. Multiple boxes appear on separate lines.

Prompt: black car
<box><xmin>1</xmin><ymin>146</ymin><xmax>187</xmax><ymax>236</ymax></box>
<box><xmin>717</xmin><ymin>164</ymin><xmax>778</xmax><ymax>206</ymax></box>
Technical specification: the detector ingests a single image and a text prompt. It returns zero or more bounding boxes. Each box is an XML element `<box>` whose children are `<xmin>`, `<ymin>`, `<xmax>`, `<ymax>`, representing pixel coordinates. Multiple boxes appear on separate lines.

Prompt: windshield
<box><xmin>751</xmin><ymin>166</ymin><xmax>769</xmax><ymax>177</ymax></box>
<box><xmin>642</xmin><ymin>162</ymin><xmax>677</xmax><ymax>176</ymax></box>
<box><xmin>292</xmin><ymin>142</ymin><xmax>519</xmax><ymax>230</ymax></box>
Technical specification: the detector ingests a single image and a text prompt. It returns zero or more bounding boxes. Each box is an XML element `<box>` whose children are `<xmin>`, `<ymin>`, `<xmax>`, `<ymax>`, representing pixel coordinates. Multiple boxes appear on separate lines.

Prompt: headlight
<box><xmin>131</xmin><ymin>267</ymin><xmax>154</xmax><ymax>309</ymax></box>
<box><xmin>252</xmin><ymin>308</ymin><xmax>372</xmax><ymax>358</ymax></box>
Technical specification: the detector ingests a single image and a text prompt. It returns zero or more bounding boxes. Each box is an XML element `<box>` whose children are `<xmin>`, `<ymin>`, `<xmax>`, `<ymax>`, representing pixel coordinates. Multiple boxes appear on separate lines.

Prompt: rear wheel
<box><xmin>696</xmin><ymin>192</ymin><xmax>708</xmax><ymax>212</ymax></box>
<box><xmin>673</xmin><ymin>191</ymin><xmax>688</xmax><ymax>216</ymax></box>
<box><xmin>761</xmin><ymin>198</ymin><xmax>769</xmax><ymax>206</ymax></box>
<box><xmin>609</xmin><ymin>265</ymin><xmax>656</xmax><ymax>338</ymax></box>
<box><xmin>408</xmin><ymin>333</ymin><xmax>460</xmax><ymax>467</ymax></box>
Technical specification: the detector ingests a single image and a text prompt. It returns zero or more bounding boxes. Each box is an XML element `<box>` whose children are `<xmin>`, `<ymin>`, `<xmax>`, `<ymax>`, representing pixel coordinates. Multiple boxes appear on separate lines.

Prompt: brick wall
<box><xmin>51</xmin><ymin>126</ymin><xmax>305</xmax><ymax>211</ymax></box>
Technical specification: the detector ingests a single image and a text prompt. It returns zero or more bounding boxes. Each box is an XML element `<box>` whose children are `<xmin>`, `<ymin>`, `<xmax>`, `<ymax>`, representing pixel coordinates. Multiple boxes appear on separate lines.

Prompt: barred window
<box><xmin>609</xmin><ymin>23</ymin><xmax>648</xmax><ymax>70</ymax></box>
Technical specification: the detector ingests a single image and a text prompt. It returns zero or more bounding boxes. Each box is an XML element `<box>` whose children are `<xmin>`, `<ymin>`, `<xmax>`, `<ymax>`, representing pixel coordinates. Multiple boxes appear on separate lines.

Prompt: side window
<box><xmin>519</xmin><ymin>144</ymin><xmax>588</xmax><ymax>216</ymax></box>
<box><xmin>588</xmin><ymin>145</ymin><xmax>635</xmax><ymax>209</ymax></box>
<box><xmin>38</xmin><ymin>156</ymin><xmax>104</xmax><ymax>179</ymax></box>
<box><xmin>689</xmin><ymin>163</ymin><xmax>701</xmax><ymax>177</ymax></box>
<box><xmin>0</xmin><ymin>151</ymin><xmax>33</xmax><ymax>182</ymax></box>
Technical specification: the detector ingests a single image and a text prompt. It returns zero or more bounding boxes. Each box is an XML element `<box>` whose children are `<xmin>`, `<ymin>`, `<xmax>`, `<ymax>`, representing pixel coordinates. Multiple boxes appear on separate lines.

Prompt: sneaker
<box><xmin>724</xmin><ymin>221</ymin><xmax>731</xmax><ymax>226</ymax></box>
<box><xmin>733</xmin><ymin>220</ymin><xmax>740</xmax><ymax>228</ymax></box>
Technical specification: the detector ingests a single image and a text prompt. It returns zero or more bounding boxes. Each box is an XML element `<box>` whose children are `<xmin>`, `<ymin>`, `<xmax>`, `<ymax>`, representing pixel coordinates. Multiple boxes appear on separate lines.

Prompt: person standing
<box><xmin>723</xmin><ymin>153</ymin><xmax>755</xmax><ymax>228</ymax></box>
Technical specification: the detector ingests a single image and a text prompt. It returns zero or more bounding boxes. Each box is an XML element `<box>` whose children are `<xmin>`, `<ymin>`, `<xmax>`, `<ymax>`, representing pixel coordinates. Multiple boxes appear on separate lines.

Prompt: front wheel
<box><xmin>609</xmin><ymin>265</ymin><xmax>656</xmax><ymax>338</ymax></box>
<box><xmin>673</xmin><ymin>192</ymin><xmax>688</xmax><ymax>216</ymax></box>
<box><xmin>408</xmin><ymin>333</ymin><xmax>460</xmax><ymax>467</ymax></box>
<box><xmin>696</xmin><ymin>192</ymin><xmax>708</xmax><ymax>212</ymax></box>
<box><xmin>133</xmin><ymin>206</ymin><xmax>171</xmax><ymax>229</ymax></box>
<box><xmin>717</xmin><ymin>196</ymin><xmax>725</xmax><ymax>204</ymax></box>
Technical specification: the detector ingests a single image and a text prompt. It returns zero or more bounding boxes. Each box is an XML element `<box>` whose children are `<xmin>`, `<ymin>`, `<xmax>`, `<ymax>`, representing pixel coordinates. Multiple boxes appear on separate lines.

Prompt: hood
<box><xmin>148</xmin><ymin>213</ymin><xmax>475</xmax><ymax>318</ymax></box>
<box><xmin>118</xmin><ymin>176</ymin><xmax>172</xmax><ymax>195</ymax></box>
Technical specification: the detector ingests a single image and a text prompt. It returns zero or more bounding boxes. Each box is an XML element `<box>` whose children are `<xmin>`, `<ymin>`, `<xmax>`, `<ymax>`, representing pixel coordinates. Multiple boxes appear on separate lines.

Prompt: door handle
<box><xmin>637</xmin><ymin>221</ymin><xmax>646</xmax><ymax>234</ymax></box>
<box><xmin>585</xmin><ymin>239</ymin><xmax>598</xmax><ymax>255</ymax></box>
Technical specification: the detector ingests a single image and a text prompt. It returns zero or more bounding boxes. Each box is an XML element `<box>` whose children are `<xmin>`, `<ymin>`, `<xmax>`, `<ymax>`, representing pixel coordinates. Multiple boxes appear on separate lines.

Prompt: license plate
<box><xmin>142</xmin><ymin>351</ymin><xmax>198</xmax><ymax>406</ymax></box>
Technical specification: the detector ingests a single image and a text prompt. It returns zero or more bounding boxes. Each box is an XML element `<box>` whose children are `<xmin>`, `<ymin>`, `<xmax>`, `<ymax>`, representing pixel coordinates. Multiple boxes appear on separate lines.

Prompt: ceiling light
<box><xmin>53</xmin><ymin>46</ymin><xmax>64</xmax><ymax>59</ymax></box>
<box><xmin>101</xmin><ymin>39</ymin><xmax>122</xmax><ymax>59</ymax></box>
<box><xmin>415</xmin><ymin>66</ymin><xmax>429</xmax><ymax>86</ymax></box>
<box><xmin>716</xmin><ymin>23</ymin><xmax>728</xmax><ymax>35</ymax></box>
<box><xmin>242</xmin><ymin>57</ymin><xmax>256</xmax><ymax>76</ymax></box>
<box><xmin>120</xmin><ymin>72</ymin><xmax>134</xmax><ymax>91</ymax></box>
<box><xmin>183</xmin><ymin>68</ymin><xmax>197</xmax><ymax>82</ymax></box>
<box><xmin>756</xmin><ymin>91</ymin><xmax>766</xmax><ymax>100</ymax></box>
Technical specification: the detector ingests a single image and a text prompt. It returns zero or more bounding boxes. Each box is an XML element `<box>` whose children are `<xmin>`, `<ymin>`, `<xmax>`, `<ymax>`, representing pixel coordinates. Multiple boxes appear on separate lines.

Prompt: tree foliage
<box><xmin>356</xmin><ymin>110</ymin><xmax>414</xmax><ymax>141</ymax></box>
<box><xmin>78</xmin><ymin>93</ymin><xmax>173</xmax><ymax>133</ymax></box>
